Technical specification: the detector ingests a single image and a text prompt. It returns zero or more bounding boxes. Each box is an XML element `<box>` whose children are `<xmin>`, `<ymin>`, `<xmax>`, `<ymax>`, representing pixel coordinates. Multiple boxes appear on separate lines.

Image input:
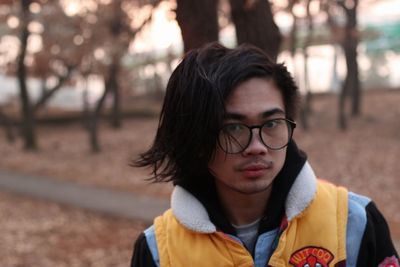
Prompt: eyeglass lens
<box><xmin>219</xmin><ymin>119</ymin><xmax>293</xmax><ymax>153</ymax></box>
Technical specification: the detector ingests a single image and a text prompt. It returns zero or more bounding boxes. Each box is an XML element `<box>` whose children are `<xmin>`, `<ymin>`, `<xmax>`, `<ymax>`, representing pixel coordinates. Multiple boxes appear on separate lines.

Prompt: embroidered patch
<box><xmin>378</xmin><ymin>255</ymin><xmax>400</xmax><ymax>267</ymax></box>
<box><xmin>289</xmin><ymin>246</ymin><xmax>334</xmax><ymax>267</ymax></box>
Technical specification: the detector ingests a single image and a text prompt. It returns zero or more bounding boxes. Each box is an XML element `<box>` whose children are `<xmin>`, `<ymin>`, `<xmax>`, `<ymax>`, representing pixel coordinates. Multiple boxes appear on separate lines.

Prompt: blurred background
<box><xmin>0</xmin><ymin>0</ymin><xmax>399</xmax><ymax>266</ymax></box>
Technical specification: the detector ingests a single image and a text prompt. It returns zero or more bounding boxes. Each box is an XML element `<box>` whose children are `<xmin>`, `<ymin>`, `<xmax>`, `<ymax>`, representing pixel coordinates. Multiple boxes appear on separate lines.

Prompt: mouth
<box><xmin>239</xmin><ymin>163</ymin><xmax>272</xmax><ymax>178</ymax></box>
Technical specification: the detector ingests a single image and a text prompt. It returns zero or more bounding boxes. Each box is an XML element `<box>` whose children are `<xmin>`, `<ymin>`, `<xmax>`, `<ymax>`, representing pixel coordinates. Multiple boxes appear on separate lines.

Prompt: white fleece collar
<box><xmin>284</xmin><ymin>161</ymin><xmax>317</xmax><ymax>221</ymax></box>
<box><xmin>171</xmin><ymin>186</ymin><xmax>217</xmax><ymax>233</ymax></box>
<box><xmin>171</xmin><ymin>161</ymin><xmax>317</xmax><ymax>233</ymax></box>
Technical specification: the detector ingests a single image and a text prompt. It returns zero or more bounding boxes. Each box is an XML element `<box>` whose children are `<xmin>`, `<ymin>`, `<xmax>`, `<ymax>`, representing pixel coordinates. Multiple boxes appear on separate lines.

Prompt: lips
<box><xmin>239</xmin><ymin>163</ymin><xmax>271</xmax><ymax>178</ymax></box>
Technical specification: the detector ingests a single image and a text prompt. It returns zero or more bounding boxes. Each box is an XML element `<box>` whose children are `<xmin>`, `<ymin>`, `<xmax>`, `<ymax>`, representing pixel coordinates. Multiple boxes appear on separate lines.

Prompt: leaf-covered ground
<box><xmin>0</xmin><ymin>89</ymin><xmax>399</xmax><ymax>265</ymax></box>
<box><xmin>0</xmin><ymin>191</ymin><xmax>145</xmax><ymax>267</ymax></box>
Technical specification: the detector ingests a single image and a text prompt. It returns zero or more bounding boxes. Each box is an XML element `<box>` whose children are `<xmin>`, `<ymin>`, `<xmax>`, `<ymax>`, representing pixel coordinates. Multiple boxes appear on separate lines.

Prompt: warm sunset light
<box><xmin>0</xmin><ymin>0</ymin><xmax>399</xmax><ymax>266</ymax></box>
<box><xmin>131</xmin><ymin>1</ymin><xmax>182</xmax><ymax>53</ymax></box>
<box><xmin>62</xmin><ymin>0</ymin><xmax>80</xmax><ymax>16</ymax></box>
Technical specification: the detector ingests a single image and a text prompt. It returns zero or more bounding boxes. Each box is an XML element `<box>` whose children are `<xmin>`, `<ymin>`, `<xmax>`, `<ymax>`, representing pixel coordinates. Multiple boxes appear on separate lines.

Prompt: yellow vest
<box><xmin>154</xmin><ymin>181</ymin><xmax>348</xmax><ymax>267</ymax></box>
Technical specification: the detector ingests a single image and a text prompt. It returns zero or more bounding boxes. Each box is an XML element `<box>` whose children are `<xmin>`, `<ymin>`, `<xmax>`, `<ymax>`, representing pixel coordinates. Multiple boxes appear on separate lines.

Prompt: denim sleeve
<box><xmin>346</xmin><ymin>192</ymin><xmax>370</xmax><ymax>267</ymax></box>
<box><xmin>355</xmin><ymin>201</ymin><xmax>399</xmax><ymax>267</ymax></box>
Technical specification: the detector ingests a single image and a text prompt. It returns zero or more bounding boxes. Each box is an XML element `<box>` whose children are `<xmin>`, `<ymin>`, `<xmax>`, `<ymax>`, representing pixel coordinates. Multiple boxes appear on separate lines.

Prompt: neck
<box><xmin>216</xmin><ymin>186</ymin><xmax>272</xmax><ymax>226</ymax></box>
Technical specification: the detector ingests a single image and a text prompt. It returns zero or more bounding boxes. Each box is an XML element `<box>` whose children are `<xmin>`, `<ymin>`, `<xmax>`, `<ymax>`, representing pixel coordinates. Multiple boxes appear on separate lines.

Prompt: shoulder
<box><xmin>347</xmin><ymin>191</ymin><xmax>371</xmax><ymax>238</ymax></box>
<box><xmin>346</xmin><ymin>191</ymin><xmax>399</xmax><ymax>267</ymax></box>
<box><xmin>346</xmin><ymin>192</ymin><xmax>371</xmax><ymax>266</ymax></box>
<box><xmin>130</xmin><ymin>226</ymin><xmax>159</xmax><ymax>267</ymax></box>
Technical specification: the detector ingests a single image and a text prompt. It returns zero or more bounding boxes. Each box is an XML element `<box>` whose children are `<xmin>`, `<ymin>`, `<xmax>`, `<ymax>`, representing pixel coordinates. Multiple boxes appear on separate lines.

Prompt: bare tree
<box><xmin>176</xmin><ymin>0</ymin><xmax>219</xmax><ymax>53</ymax></box>
<box><xmin>17</xmin><ymin>0</ymin><xmax>37</xmax><ymax>150</ymax></box>
<box><xmin>0</xmin><ymin>0</ymin><xmax>82</xmax><ymax>150</ymax></box>
<box><xmin>86</xmin><ymin>0</ymin><xmax>156</xmax><ymax>152</ymax></box>
<box><xmin>323</xmin><ymin>0</ymin><xmax>361</xmax><ymax>130</ymax></box>
<box><xmin>30</xmin><ymin>2</ymin><xmax>84</xmax><ymax>114</ymax></box>
<box><xmin>229</xmin><ymin>0</ymin><xmax>281</xmax><ymax>61</ymax></box>
<box><xmin>300</xmin><ymin>0</ymin><xmax>315</xmax><ymax>130</ymax></box>
<box><xmin>104</xmin><ymin>0</ymin><xmax>155</xmax><ymax>129</ymax></box>
<box><xmin>283</xmin><ymin>0</ymin><xmax>314</xmax><ymax>129</ymax></box>
<box><xmin>88</xmin><ymin>78</ymin><xmax>112</xmax><ymax>153</ymax></box>
<box><xmin>338</xmin><ymin>0</ymin><xmax>361</xmax><ymax>118</ymax></box>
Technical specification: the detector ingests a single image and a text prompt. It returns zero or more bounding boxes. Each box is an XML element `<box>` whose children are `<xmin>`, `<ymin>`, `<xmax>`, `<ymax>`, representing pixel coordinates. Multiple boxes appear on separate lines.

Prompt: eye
<box><xmin>263</xmin><ymin>119</ymin><xmax>281</xmax><ymax>129</ymax></box>
<box><xmin>224</xmin><ymin>124</ymin><xmax>246</xmax><ymax>134</ymax></box>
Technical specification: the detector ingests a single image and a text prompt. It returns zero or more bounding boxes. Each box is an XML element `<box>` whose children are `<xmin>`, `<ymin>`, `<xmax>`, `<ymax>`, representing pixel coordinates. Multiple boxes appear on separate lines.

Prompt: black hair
<box><xmin>134</xmin><ymin>42</ymin><xmax>300</xmax><ymax>185</ymax></box>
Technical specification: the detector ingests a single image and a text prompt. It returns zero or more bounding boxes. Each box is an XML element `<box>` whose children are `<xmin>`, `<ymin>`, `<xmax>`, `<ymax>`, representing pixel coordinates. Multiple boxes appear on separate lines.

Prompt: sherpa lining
<box><xmin>285</xmin><ymin>161</ymin><xmax>317</xmax><ymax>221</ymax></box>
<box><xmin>171</xmin><ymin>161</ymin><xmax>318</xmax><ymax>233</ymax></box>
<box><xmin>171</xmin><ymin>186</ymin><xmax>217</xmax><ymax>233</ymax></box>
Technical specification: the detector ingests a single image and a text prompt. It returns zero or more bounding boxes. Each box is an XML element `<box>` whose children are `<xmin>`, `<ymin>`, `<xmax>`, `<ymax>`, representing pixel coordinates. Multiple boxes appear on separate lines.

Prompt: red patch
<box><xmin>378</xmin><ymin>256</ymin><xmax>400</xmax><ymax>267</ymax></box>
<box><xmin>289</xmin><ymin>246</ymin><xmax>334</xmax><ymax>267</ymax></box>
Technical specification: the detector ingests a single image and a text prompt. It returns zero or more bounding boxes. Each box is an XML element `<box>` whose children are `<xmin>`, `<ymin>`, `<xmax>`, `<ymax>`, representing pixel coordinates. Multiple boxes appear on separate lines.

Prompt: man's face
<box><xmin>208</xmin><ymin>77</ymin><xmax>287</xmax><ymax>196</ymax></box>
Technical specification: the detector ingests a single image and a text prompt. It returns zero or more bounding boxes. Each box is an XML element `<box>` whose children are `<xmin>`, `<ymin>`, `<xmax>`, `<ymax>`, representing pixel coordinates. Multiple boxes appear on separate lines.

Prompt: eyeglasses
<box><xmin>217</xmin><ymin>118</ymin><xmax>296</xmax><ymax>154</ymax></box>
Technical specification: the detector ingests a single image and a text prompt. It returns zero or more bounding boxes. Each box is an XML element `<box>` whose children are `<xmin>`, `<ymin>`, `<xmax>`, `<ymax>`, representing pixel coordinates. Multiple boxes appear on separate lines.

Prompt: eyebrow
<box><xmin>224</xmin><ymin>108</ymin><xmax>286</xmax><ymax>120</ymax></box>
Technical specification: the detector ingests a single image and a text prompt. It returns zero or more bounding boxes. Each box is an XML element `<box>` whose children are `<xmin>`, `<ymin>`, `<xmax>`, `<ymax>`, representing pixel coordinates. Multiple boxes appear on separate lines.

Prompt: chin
<box><xmin>235</xmin><ymin>181</ymin><xmax>274</xmax><ymax>195</ymax></box>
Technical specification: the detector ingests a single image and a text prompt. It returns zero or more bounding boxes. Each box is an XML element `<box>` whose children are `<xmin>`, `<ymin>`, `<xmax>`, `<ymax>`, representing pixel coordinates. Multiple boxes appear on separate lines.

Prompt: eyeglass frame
<box><xmin>217</xmin><ymin>118</ymin><xmax>297</xmax><ymax>154</ymax></box>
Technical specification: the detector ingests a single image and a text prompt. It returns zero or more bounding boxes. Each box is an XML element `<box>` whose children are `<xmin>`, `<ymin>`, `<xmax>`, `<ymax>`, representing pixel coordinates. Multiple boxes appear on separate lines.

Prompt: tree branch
<box><xmin>126</xmin><ymin>0</ymin><xmax>162</xmax><ymax>38</ymax></box>
<box><xmin>130</xmin><ymin>10</ymin><xmax>154</xmax><ymax>38</ymax></box>
<box><xmin>32</xmin><ymin>65</ymin><xmax>75</xmax><ymax>114</ymax></box>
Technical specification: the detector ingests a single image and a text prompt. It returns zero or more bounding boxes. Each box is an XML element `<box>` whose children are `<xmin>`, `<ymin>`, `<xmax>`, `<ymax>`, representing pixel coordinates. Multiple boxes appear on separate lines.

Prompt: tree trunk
<box><xmin>17</xmin><ymin>0</ymin><xmax>36</xmax><ymax>150</ymax></box>
<box><xmin>339</xmin><ymin>0</ymin><xmax>360</xmax><ymax>118</ymax></box>
<box><xmin>82</xmin><ymin>77</ymin><xmax>90</xmax><ymax>130</ymax></box>
<box><xmin>343</xmin><ymin>39</ymin><xmax>360</xmax><ymax>117</ymax></box>
<box><xmin>88</xmin><ymin>79</ymin><xmax>112</xmax><ymax>153</ymax></box>
<box><xmin>229</xmin><ymin>0</ymin><xmax>282</xmax><ymax>61</ymax></box>
<box><xmin>108</xmin><ymin>61</ymin><xmax>122</xmax><ymax>129</ymax></box>
<box><xmin>0</xmin><ymin>109</ymin><xmax>15</xmax><ymax>143</ymax></box>
<box><xmin>338</xmin><ymin>76</ymin><xmax>349</xmax><ymax>130</ymax></box>
<box><xmin>300</xmin><ymin>48</ymin><xmax>312</xmax><ymax>130</ymax></box>
<box><xmin>300</xmin><ymin>0</ymin><xmax>314</xmax><ymax>130</ymax></box>
<box><xmin>176</xmin><ymin>0</ymin><xmax>219</xmax><ymax>53</ymax></box>
<box><xmin>347</xmin><ymin>6</ymin><xmax>360</xmax><ymax>116</ymax></box>
<box><xmin>107</xmin><ymin>0</ymin><xmax>123</xmax><ymax>129</ymax></box>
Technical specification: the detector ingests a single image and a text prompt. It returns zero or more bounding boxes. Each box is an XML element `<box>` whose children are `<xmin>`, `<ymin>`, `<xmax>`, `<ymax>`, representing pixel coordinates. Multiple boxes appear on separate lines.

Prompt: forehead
<box><xmin>224</xmin><ymin>77</ymin><xmax>285</xmax><ymax>119</ymax></box>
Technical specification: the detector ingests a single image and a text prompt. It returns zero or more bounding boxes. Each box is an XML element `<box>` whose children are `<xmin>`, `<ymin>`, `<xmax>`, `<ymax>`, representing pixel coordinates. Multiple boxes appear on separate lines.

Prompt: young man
<box><xmin>131</xmin><ymin>43</ymin><xmax>398</xmax><ymax>267</ymax></box>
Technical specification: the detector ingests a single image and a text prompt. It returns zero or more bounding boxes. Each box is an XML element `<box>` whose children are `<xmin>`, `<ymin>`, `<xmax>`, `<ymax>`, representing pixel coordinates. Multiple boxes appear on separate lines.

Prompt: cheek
<box><xmin>273</xmin><ymin>148</ymin><xmax>287</xmax><ymax>169</ymax></box>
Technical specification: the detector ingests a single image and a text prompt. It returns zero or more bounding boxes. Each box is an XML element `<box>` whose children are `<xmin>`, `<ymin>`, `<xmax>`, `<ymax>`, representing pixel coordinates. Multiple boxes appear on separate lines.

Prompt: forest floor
<box><xmin>0</xmin><ymin>89</ymin><xmax>399</xmax><ymax>266</ymax></box>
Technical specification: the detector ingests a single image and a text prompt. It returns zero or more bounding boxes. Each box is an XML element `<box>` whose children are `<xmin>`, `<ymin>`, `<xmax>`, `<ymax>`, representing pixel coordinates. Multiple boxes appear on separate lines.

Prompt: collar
<box><xmin>171</xmin><ymin>161</ymin><xmax>317</xmax><ymax>233</ymax></box>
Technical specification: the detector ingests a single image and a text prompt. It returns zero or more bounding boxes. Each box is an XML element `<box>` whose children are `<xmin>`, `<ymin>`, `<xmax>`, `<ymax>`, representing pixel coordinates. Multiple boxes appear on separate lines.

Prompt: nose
<box><xmin>242</xmin><ymin>129</ymin><xmax>268</xmax><ymax>156</ymax></box>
